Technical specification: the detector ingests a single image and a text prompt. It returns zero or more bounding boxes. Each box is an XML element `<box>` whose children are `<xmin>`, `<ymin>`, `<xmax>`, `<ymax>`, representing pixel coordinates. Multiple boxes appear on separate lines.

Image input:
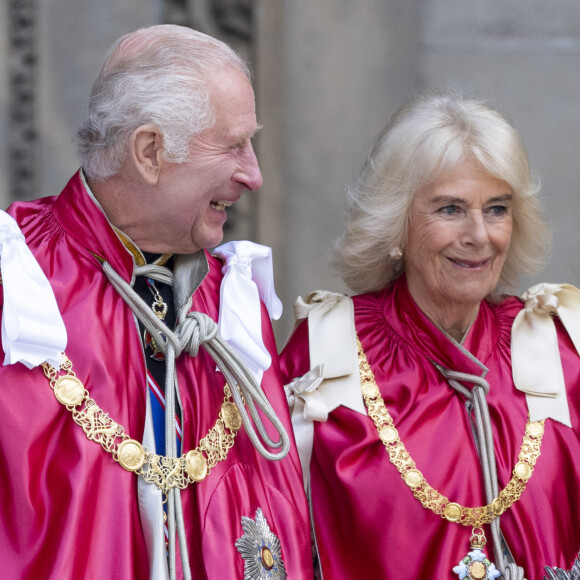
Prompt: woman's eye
<box><xmin>487</xmin><ymin>205</ymin><xmax>508</xmax><ymax>216</ymax></box>
<box><xmin>439</xmin><ymin>205</ymin><xmax>459</xmax><ymax>215</ymax></box>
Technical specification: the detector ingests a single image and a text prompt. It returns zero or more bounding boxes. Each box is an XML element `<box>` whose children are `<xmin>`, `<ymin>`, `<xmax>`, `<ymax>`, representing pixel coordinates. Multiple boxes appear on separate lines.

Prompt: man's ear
<box><xmin>130</xmin><ymin>125</ymin><xmax>165</xmax><ymax>185</ymax></box>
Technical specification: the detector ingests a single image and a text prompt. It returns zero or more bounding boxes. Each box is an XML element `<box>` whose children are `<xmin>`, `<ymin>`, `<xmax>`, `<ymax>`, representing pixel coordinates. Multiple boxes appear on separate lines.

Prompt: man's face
<box><xmin>155</xmin><ymin>67</ymin><xmax>263</xmax><ymax>254</ymax></box>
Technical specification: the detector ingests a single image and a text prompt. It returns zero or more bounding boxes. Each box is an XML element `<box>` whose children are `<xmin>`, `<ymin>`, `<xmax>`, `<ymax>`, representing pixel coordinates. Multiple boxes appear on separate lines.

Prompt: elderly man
<box><xmin>0</xmin><ymin>25</ymin><xmax>313</xmax><ymax>579</ymax></box>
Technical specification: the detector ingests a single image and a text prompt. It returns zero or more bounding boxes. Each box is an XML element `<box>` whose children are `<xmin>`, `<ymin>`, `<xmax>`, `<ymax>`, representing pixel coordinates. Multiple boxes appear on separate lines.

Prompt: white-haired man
<box><xmin>0</xmin><ymin>25</ymin><xmax>313</xmax><ymax>579</ymax></box>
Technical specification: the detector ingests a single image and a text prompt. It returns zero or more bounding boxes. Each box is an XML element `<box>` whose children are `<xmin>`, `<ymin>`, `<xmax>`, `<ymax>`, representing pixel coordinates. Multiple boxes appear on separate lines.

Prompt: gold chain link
<box><xmin>42</xmin><ymin>354</ymin><xmax>242</xmax><ymax>496</ymax></box>
<box><xmin>357</xmin><ymin>338</ymin><xmax>545</xmax><ymax>527</ymax></box>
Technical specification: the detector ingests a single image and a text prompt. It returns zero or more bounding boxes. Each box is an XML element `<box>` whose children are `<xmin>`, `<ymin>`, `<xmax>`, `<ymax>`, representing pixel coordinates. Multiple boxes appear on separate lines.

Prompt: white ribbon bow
<box><xmin>293</xmin><ymin>290</ymin><xmax>365</xmax><ymax>415</ymax></box>
<box><xmin>0</xmin><ymin>210</ymin><xmax>67</xmax><ymax>369</ymax></box>
<box><xmin>285</xmin><ymin>291</ymin><xmax>365</xmax><ymax>491</ymax></box>
<box><xmin>511</xmin><ymin>282</ymin><xmax>580</xmax><ymax>427</ymax></box>
<box><xmin>284</xmin><ymin>364</ymin><xmax>326</xmax><ymax>488</ymax></box>
<box><xmin>213</xmin><ymin>240</ymin><xmax>282</xmax><ymax>384</ymax></box>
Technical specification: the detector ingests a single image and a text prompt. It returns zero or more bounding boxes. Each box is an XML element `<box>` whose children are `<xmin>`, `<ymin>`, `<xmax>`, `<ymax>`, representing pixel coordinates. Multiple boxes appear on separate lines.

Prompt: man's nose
<box><xmin>235</xmin><ymin>144</ymin><xmax>263</xmax><ymax>191</ymax></box>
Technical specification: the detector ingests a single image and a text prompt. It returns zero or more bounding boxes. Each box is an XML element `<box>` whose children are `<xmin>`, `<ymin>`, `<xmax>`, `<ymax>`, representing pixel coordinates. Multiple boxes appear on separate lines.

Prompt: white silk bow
<box><xmin>213</xmin><ymin>240</ymin><xmax>282</xmax><ymax>384</ymax></box>
<box><xmin>511</xmin><ymin>282</ymin><xmax>580</xmax><ymax>427</ymax></box>
<box><xmin>293</xmin><ymin>290</ymin><xmax>365</xmax><ymax>415</ymax></box>
<box><xmin>0</xmin><ymin>210</ymin><xmax>67</xmax><ymax>369</ymax></box>
<box><xmin>285</xmin><ymin>291</ymin><xmax>364</xmax><ymax>490</ymax></box>
<box><xmin>284</xmin><ymin>364</ymin><xmax>326</xmax><ymax>487</ymax></box>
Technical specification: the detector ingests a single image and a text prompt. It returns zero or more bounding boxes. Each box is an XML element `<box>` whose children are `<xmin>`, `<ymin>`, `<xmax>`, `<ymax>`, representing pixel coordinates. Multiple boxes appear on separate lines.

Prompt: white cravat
<box><xmin>213</xmin><ymin>240</ymin><xmax>282</xmax><ymax>384</ymax></box>
<box><xmin>511</xmin><ymin>282</ymin><xmax>580</xmax><ymax>427</ymax></box>
<box><xmin>0</xmin><ymin>210</ymin><xmax>67</xmax><ymax>369</ymax></box>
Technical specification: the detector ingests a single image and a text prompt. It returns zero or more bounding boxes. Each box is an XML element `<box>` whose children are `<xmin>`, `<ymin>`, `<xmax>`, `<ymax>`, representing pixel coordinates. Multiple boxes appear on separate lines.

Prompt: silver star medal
<box><xmin>235</xmin><ymin>508</ymin><xmax>287</xmax><ymax>579</ymax></box>
<box><xmin>544</xmin><ymin>551</ymin><xmax>580</xmax><ymax>579</ymax></box>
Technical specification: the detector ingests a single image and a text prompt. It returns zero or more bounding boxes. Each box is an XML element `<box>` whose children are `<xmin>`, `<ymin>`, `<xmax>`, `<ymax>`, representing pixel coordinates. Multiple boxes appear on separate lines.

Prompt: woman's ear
<box><xmin>130</xmin><ymin>124</ymin><xmax>165</xmax><ymax>185</ymax></box>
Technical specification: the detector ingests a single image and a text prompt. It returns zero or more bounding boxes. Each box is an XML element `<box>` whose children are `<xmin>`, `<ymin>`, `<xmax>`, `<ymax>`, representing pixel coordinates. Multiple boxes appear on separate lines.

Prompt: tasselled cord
<box><xmin>164</xmin><ymin>341</ymin><xmax>192</xmax><ymax>580</ymax></box>
<box><xmin>102</xmin><ymin>261</ymin><xmax>290</xmax><ymax>580</ymax></box>
<box><xmin>104</xmin><ymin>261</ymin><xmax>290</xmax><ymax>459</ymax></box>
<box><xmin>439</xmin><ymin>367</ymin><xmax>526</xmax><ymax>580</ymax></box>
<box><xmin>173</xmin><ymin>300</ymin><xmax>290</xmax><ymax>458</ymax></box>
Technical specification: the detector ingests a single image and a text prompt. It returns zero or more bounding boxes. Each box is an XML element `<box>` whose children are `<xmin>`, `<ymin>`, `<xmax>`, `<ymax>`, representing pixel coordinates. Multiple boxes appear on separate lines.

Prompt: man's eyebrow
<box><xmin>228</xmin><ymin>124</ymin><xmax>263</xmax><ymax>144</ymax></box>
<box><xmin>248</xmin><ymin>124</ymin><xmax>263</xmax><ymax>139</ymax></box>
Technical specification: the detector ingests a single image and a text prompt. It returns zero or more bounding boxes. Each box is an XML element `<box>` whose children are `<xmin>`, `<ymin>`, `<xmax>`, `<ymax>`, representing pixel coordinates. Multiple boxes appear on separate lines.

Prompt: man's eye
<box><xmin>231</xmin><ymin>139</ymin><xmax>248</xmax><ymax>152</ymax></box>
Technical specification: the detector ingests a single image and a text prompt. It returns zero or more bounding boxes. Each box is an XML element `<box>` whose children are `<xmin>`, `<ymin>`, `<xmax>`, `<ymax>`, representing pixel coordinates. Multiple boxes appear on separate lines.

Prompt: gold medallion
<box><xmin>356</xmin><ymin>337</ymin><xmax>540</xmax><ymax>580</ymax></box>
<box><xmin>444</xmin><ymin>502</ymin><xmax>463</xmax><ymax>522</ymax></box>
<box><xmin>117</xmin><ymin>439</ymin><xmax>146</xmax><ymax>471</ymax></box>
<box><xmin>404</xmin><ymin>469</ymin><xmax>424</xmax><ymax>489</ymax></box>
<box><xmin>357</xmin><ymin>337</ymin><xmax>545</xmax><ymax>529</ymax></box>
<box><xmin>185</xmin><ymin>450</ymin><xmax>208</xmax><ymax>482</ymax></box>
<box><xmin>514</xmin><ymin>461</ymin><xmax>532</xmax><ymax>481</ymax></box>
<box><xmin>361</xmin><ymin>381</ymin><xmax>379</xmax><ymax>398</ymax></box>
<box><xmin>221</xmin><ymin>402</ymin><xmax>242</xmax><ymax>431</ymax></box>
<box><xmin>469</xmin><ymin>561</ymin><xmax>487</xmax><ymax>579</ymax></box>
<box><xmin>378</xmin><ymin>425</ymin><xmax>398</xmax><ymax>444</ymax></box>
<box><xmin>261</xmin><ymin>547</ymin><xmax>275</xmax><ymax>570</ymax></box>
<box><xmin>526</xmin><ymin>421</ymin><xmax>544</xmax><ymax>438</ymax></box>
<box><xmin>491</xmin><ymin>497</ymin><xmax>504</xmax><ymax>517</ymax></box>
<box><xmin>54</xmin><ymin>376</ymin><xmax>85</xmax><ymax>406</ymax></box>
<box><xmin>43</xmin><ymin>355</ymin><xmax>240</xmax><ymax>494</ymax></box>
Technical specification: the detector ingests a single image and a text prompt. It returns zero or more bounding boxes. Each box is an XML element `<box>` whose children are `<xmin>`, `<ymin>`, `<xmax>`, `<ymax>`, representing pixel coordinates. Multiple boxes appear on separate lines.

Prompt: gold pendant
<box><xmin>453</xmin><ymin>528</ymin><xmax>501</xmax><ymax>580</ymax></box>
<box><xmin>144</xmin><ymin>328</ymin><xmax>166</xmax><ymax>361</ymax></box>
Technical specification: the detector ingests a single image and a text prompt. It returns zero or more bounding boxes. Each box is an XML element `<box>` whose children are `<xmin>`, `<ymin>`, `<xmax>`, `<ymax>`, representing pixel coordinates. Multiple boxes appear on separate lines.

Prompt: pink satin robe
<box><xmin>0</xmin><ymin>171</ymin><xmax>314</xmax><ymax>579</ymax></box>
<box><xmin>281</xmin><ymin>276</ymin><xmax>580</xmax><ymax>580</ymax></box>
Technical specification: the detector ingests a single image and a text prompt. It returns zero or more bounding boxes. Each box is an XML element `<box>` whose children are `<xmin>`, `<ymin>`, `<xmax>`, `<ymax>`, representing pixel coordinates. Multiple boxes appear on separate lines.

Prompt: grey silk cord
<box><xmin>437</xmin><ymin>366</ymin><xmax>526</xmax><ymax>580</ymax></box>
<box><xmin>102</xmin><ymin>261</ymin><xmax>290</xmax><ymax>580</ymax></box>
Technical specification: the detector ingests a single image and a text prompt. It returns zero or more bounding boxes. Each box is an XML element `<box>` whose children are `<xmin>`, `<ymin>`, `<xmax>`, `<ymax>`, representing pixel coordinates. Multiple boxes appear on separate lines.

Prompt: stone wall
<box><xmin>2</xmin><ymin>0</ymin><xmax>579</xmax><ymax>342</ymax></box>
<box><xmin>421</xmin><ymin>0</ymin><xmax>580</xmax><ymax>291</ymax></box>
<box><xmin>260</xmin><ymin>0</ymin><xmax>580</xmax><ymax>339</ymax></box>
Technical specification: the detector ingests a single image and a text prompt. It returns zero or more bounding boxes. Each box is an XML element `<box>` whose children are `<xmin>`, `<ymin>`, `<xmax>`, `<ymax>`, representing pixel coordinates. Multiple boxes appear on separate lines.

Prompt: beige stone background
<box><xmin>1</xmin><ymin>1</ymin><xmax>579</xmax><ymax>343</ymax></box>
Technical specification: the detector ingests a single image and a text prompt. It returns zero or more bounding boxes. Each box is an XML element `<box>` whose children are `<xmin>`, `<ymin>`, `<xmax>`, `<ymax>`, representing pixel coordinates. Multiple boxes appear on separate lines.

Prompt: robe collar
<box><xmin>52</xmin><ymin>170</ymin><xmax>209</xmax><ymax>295</ymax></box>
<box><xmin>381</xmin><ymin>276</ymin><xmax>505</xmax><ymax>379</ymax></box>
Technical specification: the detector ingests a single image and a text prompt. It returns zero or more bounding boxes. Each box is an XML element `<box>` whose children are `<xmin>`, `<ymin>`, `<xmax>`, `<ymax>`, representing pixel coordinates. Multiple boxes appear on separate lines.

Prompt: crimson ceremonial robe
<box><xmin>281</xmin><ymin>275</ymin><xmax>580</xmax><ymax>580</ymax></box>
<box><xmin>0</xmin><ymin>171</ymin><xmax>313</xmax><ymax>579</ymax></box>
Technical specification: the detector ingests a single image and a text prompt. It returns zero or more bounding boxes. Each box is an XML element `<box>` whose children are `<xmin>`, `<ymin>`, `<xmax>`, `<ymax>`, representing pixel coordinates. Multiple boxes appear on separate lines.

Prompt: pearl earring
<box><xmin>389</xmin><ymin>246</ymin><xmax>403</xmax><ymax>260</ymax></box>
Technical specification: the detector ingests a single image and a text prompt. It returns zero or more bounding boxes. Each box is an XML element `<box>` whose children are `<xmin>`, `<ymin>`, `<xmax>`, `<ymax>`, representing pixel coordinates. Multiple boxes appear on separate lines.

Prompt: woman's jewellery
<box><xmin>389</xmin><ymin>246</ymin><xmax>403</xmax><ymax>260</ymax></box>
<box><xmin>357</xmin><ymin>338</ymin><xmax>544</xmax><ymax>580</ymax></box>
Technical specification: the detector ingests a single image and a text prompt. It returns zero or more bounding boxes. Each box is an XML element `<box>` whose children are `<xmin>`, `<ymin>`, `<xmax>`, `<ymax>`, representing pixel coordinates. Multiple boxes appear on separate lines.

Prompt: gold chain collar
<box><xmin>357</xmin><ymin>338</ymin><xmax>545</xmax><ymax>527</ymax></box>
<box><xmin>42</xmin><ymin>354</ymin><xmax>242</xmax><ymax>496</ymax></box>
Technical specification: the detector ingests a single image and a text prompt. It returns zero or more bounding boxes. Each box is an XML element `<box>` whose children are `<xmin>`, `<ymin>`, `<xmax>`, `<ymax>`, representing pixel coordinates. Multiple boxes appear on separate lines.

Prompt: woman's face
<box><xmin>405</xmin><ymin>158</ymin><xmax>513</xmax><ymax>327</ymax></box>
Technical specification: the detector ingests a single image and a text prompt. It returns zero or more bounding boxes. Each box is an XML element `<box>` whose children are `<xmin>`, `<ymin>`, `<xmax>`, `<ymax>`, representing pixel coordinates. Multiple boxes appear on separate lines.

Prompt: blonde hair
<box><xmin>332</xmin><ymin>90</ymin><xmax>551</xmax><ymax>294</ymax></box>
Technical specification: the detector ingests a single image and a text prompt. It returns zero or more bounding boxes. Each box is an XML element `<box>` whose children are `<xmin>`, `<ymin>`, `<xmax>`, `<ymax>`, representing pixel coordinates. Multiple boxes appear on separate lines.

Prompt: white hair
<box><xmin>332</xmin><ymin>90</ymin><xmax>551</xmax><ymax>295</ymax></box>
<box><xmin>76</xmin><ymin>25</ymin><xmax>250</xmax><ymax>181</ymax></box>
